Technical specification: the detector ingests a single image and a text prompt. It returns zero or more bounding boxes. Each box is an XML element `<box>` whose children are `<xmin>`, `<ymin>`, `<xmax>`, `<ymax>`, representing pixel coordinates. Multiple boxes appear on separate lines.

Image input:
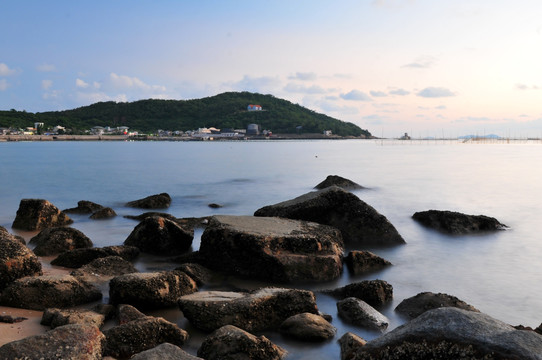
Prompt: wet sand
<box><xmin>0</xmin><ymin>307</ymin><xmax>47</xmax><ymax>346</ymax></box>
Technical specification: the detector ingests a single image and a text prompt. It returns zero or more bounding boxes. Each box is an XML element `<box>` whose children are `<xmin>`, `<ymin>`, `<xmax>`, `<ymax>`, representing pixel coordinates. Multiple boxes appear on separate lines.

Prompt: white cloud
<box><xmin>389</xmin><ymin>88</ymin><xmax>410</xmax><ymax>96</ymax></box>
<box><xmin>0</xmin><ymin>79</ymin><xmax>8</xmax><ymax>91</ymax></box>
<box><xmin>109</xmin><ymin>73</ymin><xmax>166</xmax><ymax>92</ymax></box>
<box><xmin>435</xmin><ymin>105</ymin><xmax>447</xmax><ymax>110</ymax></box>
<box><xmin>370</xmin><ymin>90</ymin><xmax>388</xmax><ymax>97</ymax></box>
<box><xmin>76</xmin><ymin>78</ymin><xmax>90</xmax><ymax>88</ymax></box>
<box><xmin>288</xmin><ymin>72</ymin><xmax>317</xmax><ymax>81</ymax></box>
<box><xmin>402</xmin><ymin>56</ymin><xmax>437</xmax><ymax>69</ymax></box>
<box><xmin>416</xmin><ymin>87</ymin><xmax>455</xmax><ymax>98</ymax></box>
<box><xmin>284</xmin><ymin>83</ymin><xmax>327</xmax><ymax>94</ymax></box>
<box><xmin>36</xmin><ymin>64</ymin><xmax>56</xmax><ymax>72</ymax></box>
<box><xmin>0</xmin><ymin>63</ymin><xmax>16</xmax><ymax>76</ymax></box>
<box><xmin>42</xmin><ymin>79</ymin><xmax>53</xmax><ymax>90</ymax></box>
<box><xmin>340</xmin><ymin>90</ymin><xmax>372</xmax><ymax>101</ymax></box>
<box><xmin>43</xmin><ymin>90</ymin><xmax>59</xmax><ymax>100</ymax></box>
<box><xmin>228</xmin><ymin>75</ymin><xmax>282</xmax><ymax>93</ymax></box>
<box><xmin>516</xmin><ymin>83</ymin><xmax>539</xmax><ymax>90</ymax></box>
<box><xmin>76</xmin><ymin>91</ymin><xmax>128</xmax><ymax>104</ymax></box>
<box><xmin>362</xmin><ymin>114</ymin><xmax>387</xmax><ymax>125</ymax></box>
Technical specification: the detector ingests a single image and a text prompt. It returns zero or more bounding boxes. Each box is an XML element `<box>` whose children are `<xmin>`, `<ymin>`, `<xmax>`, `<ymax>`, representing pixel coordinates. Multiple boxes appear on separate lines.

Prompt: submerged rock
<box><xmin>126</xmin><ymin>193</ymin><xmax>172</xmax><ymax>209</ymax></box>
<box><xmin>412</xmin><ymin>209</ymin><xmax>508</xmax><ymax>234</ymax></box>
<box><xmin>255</xmin><ymin>186</ymin><xmax>405</xmax><ymax>246</ymax></box>
<box><xmin>345</xmin><ymin>250</ymin><xmax>392</xmax><ymax>275</ymax></box>
<box><xmin>124</xmin><ymin>216</ymin><xmax>193</xmax><ymax>255</ymax></box>
<box><xmin>395</xmin><ymin>291</ymin><xmax>480</xmax><ymax>320</ymax></box>
<box><xmin>12</xmin><ymin>198</ymin><xmax>73</xmax><ymax>231</ymax></box>
<box><xmin>0</xmin><ymin>233</ymin><xmax>42</xmax><ymax>291</ymax></box>
<box><xmin>199</xmin><ymin>215</ymin><xmax>344</xmax><ymax>282</ymax></box>
<box><xmin>89</xmin><ymin>206</ymin><xmax>116</xmax><ymax>219</ymax></box>
<box><xmin>337</xmin><ymin>297</ymin><xmax>389</xmax><ymax>332</ymax></box>
<box><xmin>315</xmin><ymin>175</ymin><xmax>364</xmax><ymax>190</ymax></box>
<box><xmin>63</xmin><ymin>200</ymin><xmax>104</xmax><ymax>214</ymax></box>
<box><xmin>324</xmin><ymin>280</ymin><xmax>393</xmax><ymax>307</ymax></box>
<box><xmin>30</xmin><ymin>226</ymin><xmax>93</xmax><ymax>256</ymax></box>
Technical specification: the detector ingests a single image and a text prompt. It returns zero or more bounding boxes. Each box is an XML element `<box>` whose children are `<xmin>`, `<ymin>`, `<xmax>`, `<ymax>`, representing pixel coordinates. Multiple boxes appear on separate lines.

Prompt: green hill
<box><xmin>0</xmin><ymin>92</ymin><xmax>371</xmax><ymax>137</ymax></box>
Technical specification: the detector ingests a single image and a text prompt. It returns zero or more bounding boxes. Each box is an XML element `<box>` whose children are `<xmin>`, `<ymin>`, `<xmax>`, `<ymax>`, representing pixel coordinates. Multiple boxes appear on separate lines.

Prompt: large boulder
<box><xmin>103</xmin><ymin>316</ymin><xmax>189</xmax><ymax>359</ymax></box>
<box><xmin>412</xmin><ymin>209</ymin><xmax>508</xmax><ymax>234</ymax></box>
<box><xmin>51</xmin><ymin>245</ymin><xmax>140</xmax><ymax>268</ymax></box>
<box><xmin>41</xmin><ymin>307</ymin><xmax>106</xmax><ymax>329</ymax></box>
<box><xmin>63</xmin><ymin>200</ymin><xmax>104</xmax><ymax>214</ymax></box>
<box><xmin>315</xmin><ymin>175</ymin><xmax>364</xmax><ymax>190</ymax></box>
<box><xmin>124</xmin><ymin>216</ymin><xmax>194</xmax><ymax>255</ymax></box>
<box><xmin>0</xmin><ymin>323</ymin><xmax>105</xmax><ymax>360</ymax></box>
<box><xmin>337</xmin><ymin>297</ymin><xmax>389</xmax><ymax>332</ymax></box>
<box><xmin>109</xmin><ymin>270</ymin><xmax>197</xmax><ymax>309</ymax></box>
<box><xmin>323</xmin><ymin>280</ymin><xmax>393</xmax><ymax>307</ymax></box>
<box><xmin>198</xmin><ymin>325</ymin><xmax>287</xmax><ymax>360</ymax></box>
<box><xmin>0</xmin><ymin>274</ymin><xmax>102</xmax><ymax>310</ymax></box>
<box><xmin>395</xmin><ymin>292</ymin><xmax>480</xmax><ymax>320</ymax></box>
<box><xmin>0</xmin><ymin>233</ymin><xmax>42</xmax><ymax>291</ymax></box>
<box><xmin>131</xmin><ymin>342</ymin><xmax>204</xmax><ymax>360</ymax></box>
<box><xmin>12</xmin><ymin>198</ymin><xmax>73</xmax><ymax>231</ymax></box>
<box><xmin>30</xmin><ymin>226</ymin><xmax>93</xmax><ymax>256</ymax></box>
<box><xmin>126</xmin><ymin>193</ymin><xmax>172</xmax><ymax>209</ymax></box>
<box><xmin>353</xmin><ymin>307</ymin><xmax>542</xmax><ymax>360</ymax></box>
<box><xmin>279</xmin><ymin>312</ymin><xmax>337</xmax><ymax>341</ymax></box>
<box><xmin>179</xmin><ymin>288</ymin><xmax>318</xmax><ymax>332</ymax></box>
<box><xmin>345</xmin><ymin>250</ymin><xmax>392</xmax><ymax>275</ymax></box>
<box><xmin>254</xmin><ymin>186</ymin><xmax>405</xmax><ymax>246</ymax></box>
<box><xmin>199</xmin><ymin>215</ymin><xmax>344</xmax><ymax>282</ymax></box>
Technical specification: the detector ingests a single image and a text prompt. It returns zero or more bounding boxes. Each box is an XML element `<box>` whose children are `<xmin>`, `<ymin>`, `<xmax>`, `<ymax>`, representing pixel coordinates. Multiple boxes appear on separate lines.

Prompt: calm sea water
<box><xmin>1</xmin><ymin>139</ymin><xmax>542</xmax><ymax>358</ymax></box>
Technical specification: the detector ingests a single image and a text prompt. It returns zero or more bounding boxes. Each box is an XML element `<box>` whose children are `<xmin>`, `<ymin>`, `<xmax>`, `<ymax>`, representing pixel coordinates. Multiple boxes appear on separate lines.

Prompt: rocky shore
<box><xmin>1</xmin><ymin>175</ymin><xmax>539</xmax><ymax>359</ymax></box>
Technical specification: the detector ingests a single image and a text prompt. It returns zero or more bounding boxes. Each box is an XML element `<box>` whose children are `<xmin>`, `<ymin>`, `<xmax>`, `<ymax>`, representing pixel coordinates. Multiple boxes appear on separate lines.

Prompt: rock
<box><xmin>199</xmin><ymin>215</ymin><xmax>344</xmax><ymax>282</ymax></box>
<box><xmin>12</xmin><ymin>198</ymin><xmax>73</xmax><ymax>231</ymax></box>
<box><xmin>254</xmin><ymin>186</ymin><xmax>405</xmax><ymax>246</ymax></box>
<box><xmin>0</xmin><ymin>315</ymin><xmax>27</xmax><ymax>323</ymax></box>
<box><xmin>109</xmin><ymin>270</ymin><xmax>197</xmax><ymax>309</ymax></box>
<box><xmin>124</xmin><ymin>216</ymin><xmax>194</xmax><ymax>255</ymax></box>
<box><xmin>315</xmin><ymin>175</ymin><xmax>364</xmax><ymax>190</ymax></box>
<box><xmin>178</xmin><ymin>287</ymin><xmax>318</xmax><ymax>332</ymax></box>
<box><xmin>354</xmin><ymin>307</ymin><xmax>542</xmax><ymax>360</ymax></box>
<box><xmin>339</xmin><ymin>332</ymin><xmax>367</xmax><ymax>360</ymax></box>
<box><xmin>345</xmin><ymin>250</ymin><xmax>392</xmax><ymax>275</ymax></box>
<box><xmin>208</xmin><ymin>203</ymin><xmax>223</xmax><ymax>208</ymax></box>
<box><xmin>71</xmin><ymin>255</ymin><xmax>139</xmax><ymax>279</ymax></box>
<box><xmin>0</xmin><ymin>225</ymin><xmax>25</xmax><ymax>244</ymax></box>
<box><xmin>324</xmin><ymin>280</ymin><xmax>393</xmax><ymax>307</ymax></box>
<box><xmin>126</xmin><ymin>193</ymin><xmax>172</xmax><ymax>209</ymax></box>
<box><xmin>30</xmin><ymin>226</ymin><xmax>93</xmax><ymax>256</ymax></box>
<box><xmin>412</xmin><ymin>209</ymin><xmax>508</xmax><ymax>235</ymax></box>
<box><xmin>89</xmin><ymin>206</ymin><xmax>116</xmax><ymax>219</ymax></box>
<box><xmin>175</xmin><ymin>263</ymin><xmax>214</xmax><ymax>286</ymax></box>
<box><xmin>337</xmin><ymin>297</ymin><xmax>389</xmax><ymax>331</ymax></box>
<box><xmin>0</xmin><ymin>274</ymin><xmax>102</xmax><ymax>310</ymax></box>
<box><xmin>131</xmin><ymin>342</ymin><xmax>204</xmax><ymax>360</ymax></box>
<box><xmin>117</xmin><ymin>303</ymin><xmax>147</xmax><ymax>324</ymax></box>
<box><xmin>41</xmin><ymin>307</ymin><xmax>106</xmax><ymax>329</ymax></box>
<box><xmin>395</xmin><ymin>292</ymin><xmax>480</xmax><ymax>320</ymax></box>
<box><xmin>125</xmin><ymin>211</ymin><xmax>179</xmax><ymax>222</ymax></box>
<box><xmin>279</xmin><ymin>312</ymin><xmax>337</xmax><ymax>341</ymax></box>
<box><xmin>0</xmin><ymin>323</ymin><xmax>105</xmax><ymax>359</ymax></box>
<box><xmin>51</xmin><ymin>245</ymin><xmax>140</xmax><ymax>268</ymax></box>
<box><xmin>64</xmin><ymin>200</ymin><xmax>104</xmax><ymax>214</ymax></box>
<box><xmin>176</xmin><ymin>217</ymin><xmax>210</xmax><ymax>232</ymax></box>
<box><xmin>0</xmin><ymin>233</ymin><xmax>42</xmax><ymax>291</ymax></box>
<box><xmin>103</xmin><ymin>316</ymin><xmax>189</xmax><ymax>359</ymax></box>
<box><xmin>198</xmin><ymin>325</ymin><xmax>287</xmax><ymax>360</ymax></box>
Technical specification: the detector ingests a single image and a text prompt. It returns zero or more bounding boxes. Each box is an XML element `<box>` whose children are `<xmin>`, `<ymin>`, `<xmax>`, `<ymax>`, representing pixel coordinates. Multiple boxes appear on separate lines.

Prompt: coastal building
<box><xmin>324</xmin><ymin>130</ymin><xmax>332</xmax><ymax>136</ymax></box>
<box><xmin>246</xmin><ymin>124</ymin><xmax>261</xmax><ymax>135</ymax></box>
<box><xmin>247</xmin><ymin>104</ymin><xmax>262</xmax><ymax>111</ymax></box>
<box><xmin>91</xmin><ymin>126</ymin><xmax>105</xmax><ymax>135</ymax></box>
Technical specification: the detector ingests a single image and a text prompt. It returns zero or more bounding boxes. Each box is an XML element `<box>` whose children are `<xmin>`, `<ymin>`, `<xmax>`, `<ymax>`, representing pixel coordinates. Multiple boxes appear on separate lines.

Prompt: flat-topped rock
<box><xmin>199</xmin><ymin>215</ymin><xmax>344</xmax><ymax>282</ymax></box>
<box><xmin>395</xmin><ymin>292</ymin><xmax>480</xmax><ymax>320</ymax></box>
<box><xmin>412</xmin><ymin>209</ymin><xmax>508</xmax><ymax>235</ymax></box>
<box><xmin>126</xmin><ymin>193</ymin><xmax>172</xmax><ymax>209</ymax></box>
<box><xmin>63</xmin><ymin>200</ymin><xmax>104</xmax><ymax>214</ymax></box>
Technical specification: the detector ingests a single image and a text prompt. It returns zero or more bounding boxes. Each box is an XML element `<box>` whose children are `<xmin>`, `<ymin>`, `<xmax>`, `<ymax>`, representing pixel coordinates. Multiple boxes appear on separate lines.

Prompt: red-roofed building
<box><xmin>247</xmin><ymin>104</ymin><xmax>262</xmax><ymax>111</ymax></box>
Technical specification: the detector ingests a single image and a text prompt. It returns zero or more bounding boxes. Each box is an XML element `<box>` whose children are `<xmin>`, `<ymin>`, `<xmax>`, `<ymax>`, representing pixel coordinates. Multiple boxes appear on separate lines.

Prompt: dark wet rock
<box><xmin>41</xmin><ymin>307</ymin><xmax>106</xmax><ymax>329</ymax></box>
<box><xmin>30</xmin><ymin>226</ymin><xmax>93</xmax><ymax>256</ymax></box>
<box><xmin>315</xmin><ymin>175</ymin><xmax>364</xmax><ymax>190</ymax></box>
<box><xmin>255</xmin><ymin>186</ymin><xmax>405</xmax><ymax>246</ymax></box>
<box><xmin>0</xmin><ymin>226</ymin><xmax>25</xmax><ymax>245</ymax></box>
<box><xmin>89</xmin><ymin>206</ymin><xmax>116</xmax><ymax>219</ymax></box>
<box><xmin>109</xmin><ymin>270</ymin><xmax>197</xmax><ymax>309</ymax></box>
<box><xmin>198</xmin><ymin>324</ymin><xmax>287</xmax><ymax>360</ymax></box>
<box><xmin>117</xmin><ymin>303</ymin><xmax>147</xmax><ymax>324</ymax></box>
<box><xmin>63</xmin><ymin>200</ymin><xmax>104</xmax><ymax>214</ymax></box>
<box><xmin>337</xmin><ymin>297</ymin><xmax>389</xmax><ymax>332</ymax></box>
<box><xmin>131</xmin><ymin>342</ymin><xmax>204</xmax><ymax>360</ymax></box>
<box><xmin>178</xmin><ymin>287</ymin><xmax>318</xmax><ymax>332</ymax></box>
<box><xmin>93</xmin><ymin>303</ymin><xmax>116</xmax><ymax>320</ymax></box>
<box><xmin>0</xmin><ymin>274</ymin><xmax>102</xmax><ymax>310</ymax></box>
<box><xmin>174</xmin><ymin>263</ymin><xmax>214</xmax><ymax>286</ymax></box>
<box><xmin>124</xmin><ymin>216</ymin><xmax>194</xmax><ymax>255</ymax></box>
<box><xmin>279</xmin><ymin>312</ymin><xmax>337</xmax><ymax>341</ymax></box>
<box><xmin>199</xmin><ymin>215</ymin><xmax>344</xmax><ymax>283</ymax></box>
<box><xmin>412</xmin><ymin>209</ymin><xmax>508</xmax><ymax>235</ymax></box>
<box><xmin>71</xmin><ymin>255</ymin><xmax>139</xmax><ymax>279</ymax></box>
<box><xmin>125</xmin><ymin>211</ymin><xmax>179</xmax><ymax>221</ymax></box>
<box><xmin>126</xmin><ymin>193</ymin><xmax>172</xmax><ymax>209</ymax></box>
<box><xmin>395</xmin><ymin>291</ymin><xmax>480</xmax><ymax>320</ymax></box>
<box><xmin>51</xmin><ymin>245</ymin><xmax>140</xmax><ymax>268</ymax></box>
<box><xmin>0</xmin><ymin>323</ymin><xmax>105</xmax><ymax>360</ymax></box>
<box><xmin>208</xmin><ymin>203</ymin><xmax>223</xmax><ymax>208</ymax></box>
<box><xmin>103</xmin><ymin>316</ymin><xmax>189</xmax><ymax>359</ymax></box>
<box><xmin>12</xmin><ymin>198</ymin><xmax>73</xmax><ymax>231</ymax></box>
<box><xmin>176</xmin><ymin>216</ymin><xmax>210</xmax><ymax>232</ymax></box>
<box><xmin>353</xmin><ymin>307</ymin><xmax>542</xmax><ymax>360</ymax></box>
<box><xmin>323</xmin><ymin>280</ymin><xmax>393</xmax><ymax>307</ymax></box>
<box><xmin>0</xmin><ymin>315</ymin><xmax>27</xmax><ymax>323</ymax></box>
<box><xmin>0</xmin><ymin>234</ymin><xmax>42</xmax><ymax>291</ymax></box>
<box><xmin>345</xmin><ymin>250</ymin><xmax>392</xmax><ymax>275</ymax></box>
<box><xmin>339</xmin><ymin>332</ymin><xmax>367</xmax><ymax>360</ymax></box>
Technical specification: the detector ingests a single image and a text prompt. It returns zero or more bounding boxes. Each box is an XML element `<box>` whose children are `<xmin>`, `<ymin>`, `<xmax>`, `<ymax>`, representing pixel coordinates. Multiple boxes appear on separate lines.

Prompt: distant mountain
<box><xmin>0</xmin><ymin>92</ymin><xmax>370</xmax><ymax>137</ymax></box>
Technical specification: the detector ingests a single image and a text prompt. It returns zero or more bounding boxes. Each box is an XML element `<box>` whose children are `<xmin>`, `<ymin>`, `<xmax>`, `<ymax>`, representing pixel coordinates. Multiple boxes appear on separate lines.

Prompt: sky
<box><xmin>1</xmin><ymin>0</ymin><xmax>542</xmax><ymax>138</ymax></box>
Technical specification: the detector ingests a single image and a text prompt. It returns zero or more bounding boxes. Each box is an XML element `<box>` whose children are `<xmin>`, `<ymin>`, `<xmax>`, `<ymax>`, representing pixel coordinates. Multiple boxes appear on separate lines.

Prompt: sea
<box><xmin>1</xmin><ymin>139</ymin><xmax>542</xmax><ymax>359</ymax></box>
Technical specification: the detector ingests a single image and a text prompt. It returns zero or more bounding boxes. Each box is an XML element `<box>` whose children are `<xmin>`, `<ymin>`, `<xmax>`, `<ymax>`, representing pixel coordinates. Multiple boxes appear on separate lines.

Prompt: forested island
<box><xmin>0</xmin><ymin>92</ymin><xmax>371</xmax><ymax>138</ymax></box>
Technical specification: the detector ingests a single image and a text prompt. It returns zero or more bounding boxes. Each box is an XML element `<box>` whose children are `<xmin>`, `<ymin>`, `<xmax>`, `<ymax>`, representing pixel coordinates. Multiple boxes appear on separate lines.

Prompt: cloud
<box><xmin>76</xmin><ymin>78</ymin><xmax>90</xmax><ymax>88</ymax></box>
<box><xmin>75</xmin><ymin>91</ymin><xmax>128</xmax><ymax>104</ymax></box>
<box><xmin>416</xmin><ymin>87</ymin><xmax>455</xmax><ymax>98</ymax></box>
<box><xmin>362</xmin><ymin>114</ymin><xmax>387</xmax><ymax>125</ymax></box>
<box><xmin>389</xmin><ymin>88</ymin><xmax>410</xmax><ymax>96</ymax></box>
<box><xmin>370</xmin><ymin>90</ymin><xmax>387</xmax><ymax>97</ymax></box>
<box><xmin>435</xmin><ymin>105</ymin><xmax>447</xmax><ymax>110</ymax></box>
<box><xmin>0</xmin><ymin>63</ymin><xmax>16</xmax><ymax>76</ymax></box>
<box><xmin>36</xmin><ymin>64</ymin><xmax>56</xmax><ymax>72</ymax></box>
<box><xmin>340</xmin><ymin>90</ymin><xmax>372</xmax><ymax>101</ymax></box>
<box><xmin>108</xmin><ymin>73</ymin><xmax>166</xmax><ymax>92</ymax></box>
<box><xmin>43</xmin><ymin>90</ymin><xmax>59</xmax><ymax>100</ymax></box>
<box><xmin>0</xmin><ymin>79</ymin><xmax>8</xmax><ymax>91</ymax></box>
<box><xmin>228</xmin><ymin>75</ymin><xmax>282</xmax><ymax>93</ymax></box>
<box><xmin>284</xmin><ymin>83</ymin><xmax>327</xmax><ymax>94</ymax></box>
<box><xmin>41</xmin><ymin>80</ymin><xmax>53</xmax><ymax>90</ymax></box>
<box><xmin>402</xmin><ymin>56</ymin><xmax>436</xmax><ymax>69</ymax></box>
<box><xmin>288</xmin><ymin>72</ymin><xmax>317</xmax><ymax>81</ymax></box>
<box><xmin>516</xmin><ymin>83</ymin><xmax>539</xmax><ymax>90</ymax></box>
